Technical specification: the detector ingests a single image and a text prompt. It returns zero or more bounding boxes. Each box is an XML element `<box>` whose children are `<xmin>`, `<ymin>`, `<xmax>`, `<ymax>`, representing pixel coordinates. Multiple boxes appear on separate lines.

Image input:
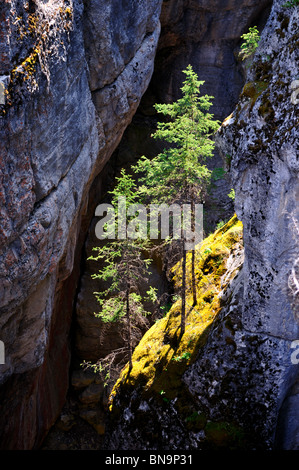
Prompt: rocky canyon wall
<box><xmin>103</xmin><ymin>0</ymin><xmax>299</xmax><ymax>450</ymax></box>
<box><xmin>0</xmin><ymin>0</ymin><xmax>162</xmax><ymax>449</ymax></box>
<box><xmin>153</xmin><ymin>0</ymin><xmax>273</xmax><ymax>115</ymax></box>
<box><xmin>1</xmin><ymin>0</ymin><xmax>297</xmax><ymax>452</ymax></box>
<box><xmin>110</xmin><ymin>0</ymin><xmax>273</xmax><ymax>232</ymax></box>
<box><xmin>216</xmin><ymin>0</ymin><xmax>299</xmax><ymax>448</ymax></box>
<box><xmin>69</xmin><ymin>0</ymin><xmax>275</xmax><ymax>444</ymax></box>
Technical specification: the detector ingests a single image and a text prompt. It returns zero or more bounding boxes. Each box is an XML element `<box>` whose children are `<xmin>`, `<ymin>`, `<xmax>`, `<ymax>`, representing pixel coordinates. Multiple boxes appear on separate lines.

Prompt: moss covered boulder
<box><xmin>103</xmin><ymin>215</ymin><xmax>245</xmax><ymax>450</ymax></box>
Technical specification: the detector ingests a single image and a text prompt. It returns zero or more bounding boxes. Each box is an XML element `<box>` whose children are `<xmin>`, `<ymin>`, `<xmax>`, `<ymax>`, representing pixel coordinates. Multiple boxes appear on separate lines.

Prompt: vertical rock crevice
<box><xmin>83</xmin><ymin>0</ymin><xmax>298</xmax><ymax>451</ymax></box>
<box><xmin>2</xmin><ymin>0</ymin><xmax>295</xmax><ymax>451</ymax></box>
<box><xmin>66</xmin><ymin>0</ymin><xmax>278</xmax><ymax>450</ymax></box>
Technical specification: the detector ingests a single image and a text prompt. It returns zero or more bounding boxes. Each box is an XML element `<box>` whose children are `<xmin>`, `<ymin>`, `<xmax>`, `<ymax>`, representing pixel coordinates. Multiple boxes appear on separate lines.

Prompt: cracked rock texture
<box><xmin>70</xmin><ymin>0</ymin><xmax>274</xmax><ymax>442</ymax></box>
<box><xmin>216</xmin><ymin>0</ymin><xmax>299</xmax><ymax>448</ymax></box>
<box><xmin>110</xmin><ymin>0</ymin><xmax>274</xmax><ymax>232</ymax></box>
<box><xmin>103</xmin><ymin>0</ymin><xmax>299</xmax><ymax>450</ymax></box>
<box><xmin>0</xmin><ymin>0</ymin><xmax>162</xmax><ymax>449</ymax></box>
<box><xmin>0</xmin><ymin>0</ymin><xmax>298</xmax><ymax>452</ymax></box>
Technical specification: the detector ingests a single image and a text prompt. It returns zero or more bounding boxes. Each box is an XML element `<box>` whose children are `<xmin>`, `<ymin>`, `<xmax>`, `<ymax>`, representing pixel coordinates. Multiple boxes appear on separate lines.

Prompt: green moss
<box><xmin>282</xmin><ymin>0</ymin><xmax>299</xmax><ymax>7</ymax></box>
<box><xmin>109</xmin><ymin>215</ymin><xmax>243</xmax><ymax>409</ymax></box>
<box><xmin>106</xmin><ymin>215</ymin><xmax>247</xmax><ymax>447</ymax></box>
<box><xmin>240</xmin><ymin>81</ymin><xmax>269</xmax><ymax>110</ymax></box>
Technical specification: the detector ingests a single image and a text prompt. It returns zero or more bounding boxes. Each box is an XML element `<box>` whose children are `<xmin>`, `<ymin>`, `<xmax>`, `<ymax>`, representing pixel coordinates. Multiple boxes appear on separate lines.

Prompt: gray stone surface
<box><xmin>83</xmin><ymin>0</ymin><xmax>162</xmax><ymax>92</ymax></box>
<box><xmin>153</xmin><ymin>0</ymin><xmax>273</xmax><ymax>118</ymax></box>
<box><xmin>0</xmin><ymin>0</ymin><xmax>297</xmax><ymax>451</ymax></box>
<box><xmin>216</xmin><ymin>0</ymin><xmax>299</xmax><ymax>448</ymax></box>
<box><xmin>103</xmin><ymin>0</ymin><xmax>299</xmax><ymax>450</ymax></box>
<box><xmin>109</xmin><ymin>0</ymin><xmax>273</xmax><ymax>235</ymax></box>
<box><xmin>0</xmin><ymin>0</ymin><xmax>162</xmax><ymax>449</ymax></box>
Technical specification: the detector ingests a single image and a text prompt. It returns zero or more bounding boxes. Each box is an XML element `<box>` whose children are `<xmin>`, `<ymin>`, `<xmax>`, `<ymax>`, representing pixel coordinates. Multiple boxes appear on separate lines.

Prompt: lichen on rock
<box><xmin>103</xmin><ymin>0</ymin><xmax>299</xmax><ymax>451</ymax></box>
<box><xmin>216</xmin><ymin>0</ymin><xmax>299</xmax><ymax>450</ymax></box>
<box><xmin>104</xmin><ymin>215</ymin><xmax>244</xmax><ymax>450</ymax></box>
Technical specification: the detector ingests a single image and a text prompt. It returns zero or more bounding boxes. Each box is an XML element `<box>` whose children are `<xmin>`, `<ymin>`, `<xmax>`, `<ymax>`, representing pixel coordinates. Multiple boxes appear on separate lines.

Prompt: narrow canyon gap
<box><xmin>0</xmin><ymin>0</ymin><xmax>297</xmax><ymax>451</ymax></box>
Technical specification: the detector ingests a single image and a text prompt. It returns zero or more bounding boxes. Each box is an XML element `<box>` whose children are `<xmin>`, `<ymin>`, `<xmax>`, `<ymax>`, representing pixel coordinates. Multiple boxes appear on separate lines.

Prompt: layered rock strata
<box><xmin>0</xmin><ymin>0</ymin><xmax>162</xmax><ymax>449</ymax></box>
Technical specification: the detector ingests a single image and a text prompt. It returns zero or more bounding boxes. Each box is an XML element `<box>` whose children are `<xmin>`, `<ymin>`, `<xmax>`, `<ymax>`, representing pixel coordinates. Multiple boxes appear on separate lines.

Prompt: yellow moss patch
<box><xmin>240</xmin><ymin>81</ymin><xmax>268</xmax><ymax>110</ymax></box>
<box><xmin>109</xmin><ymin>214</ymin><xmax>243</xmax><ymax>408</ymax></box>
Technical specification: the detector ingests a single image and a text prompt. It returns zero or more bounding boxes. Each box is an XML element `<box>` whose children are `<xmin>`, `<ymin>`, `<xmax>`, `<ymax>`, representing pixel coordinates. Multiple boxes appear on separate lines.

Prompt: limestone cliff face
<box><xmin>103</xmin><ymin>0</ymin><xmax>299</xmax><ymax>450</ymax></box>
<box><xmin>0</xmin><ymin>0</ymin><xmax>162</xmax><ymax>449</ymax></box>
<box><xmin>70</xmin><ymin>0</ymin><xmax>275</xmax><ymax>440</ymax></box>
<box><xmin>1</xmin><ymin>0</ymin><xmax>297</xmax><ymax>451</ymax></box>
<box><xmin>110</xmin><ymin>0</ymin><xmax>273</xmax><ymax>232</ymax></box>
<box><xmin>154</xmin><ymin>0</ymin><xmax>273</xmax><ymax>117</ymax></box>
<box><xmin>216</xmin><ymin>0</ymin><xmax>299</xmax><ymax>448</ymax></box>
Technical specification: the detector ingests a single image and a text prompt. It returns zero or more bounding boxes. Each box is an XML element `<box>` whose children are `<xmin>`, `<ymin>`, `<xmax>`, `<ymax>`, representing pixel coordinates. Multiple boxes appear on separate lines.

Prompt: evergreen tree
<box><xmin>133</xmin><ymin>65</ymin><xmax>220</xmax><ymax>335</ymax></box>
<box><xmin>89</xmin><ymin>169</ymin><xmax>156</xmax><ymax>370</ymax></box>
<box><xmin>135</xmin><ymin>64</ymin><xmax>220</xmax><ymax>203</ymax></box>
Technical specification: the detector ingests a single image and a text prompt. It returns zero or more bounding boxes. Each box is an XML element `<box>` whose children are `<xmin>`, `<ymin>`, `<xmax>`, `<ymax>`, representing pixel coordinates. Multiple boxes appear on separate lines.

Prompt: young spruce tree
<box><xmin>89</xmin><ymin>169</ymin><xmax>156</xmax><ymax>371</ymax></box>
<box><xmin>133</xmin><ymin>65</ymin><xmax>220</xmax><ymax>336</ymax></box>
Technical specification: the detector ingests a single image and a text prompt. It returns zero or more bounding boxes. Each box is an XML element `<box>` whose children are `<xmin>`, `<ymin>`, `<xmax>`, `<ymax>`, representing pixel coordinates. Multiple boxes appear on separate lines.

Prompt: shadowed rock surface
<box><xmin>0</xmin><ymin>0</ymin><xmax>162</xmax><ymax>449</ymax></box>
<box><xmin>102</xmin><ymin>0</ymin><xmax>299</xmax><ymax>450</ymax></box>
<box><xmin>0</xmin><ymin>0</ymin><xmax>297</xmax><ymax>452</ymax></box>
<box><xmin>68</xmin><ymin>0</ymin><xmax>274</xmax><ymax>445</ymax></box>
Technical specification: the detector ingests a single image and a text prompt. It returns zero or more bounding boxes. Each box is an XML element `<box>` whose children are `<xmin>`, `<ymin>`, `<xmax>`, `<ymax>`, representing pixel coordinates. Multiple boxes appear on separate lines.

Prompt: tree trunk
<box><xmin>181</xmin><ymin>245</ymin><xmax>186</xmax><ymax>337</ymax></box>
<box><xmin>126</xmin><ymin>287</ymin><xmax>132</xmax><ymax>370</ymax></box>
<box><xmin>191</xmin><ymin>197</ymin><xmax>197</xmax><ymax>307</ymax></box>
